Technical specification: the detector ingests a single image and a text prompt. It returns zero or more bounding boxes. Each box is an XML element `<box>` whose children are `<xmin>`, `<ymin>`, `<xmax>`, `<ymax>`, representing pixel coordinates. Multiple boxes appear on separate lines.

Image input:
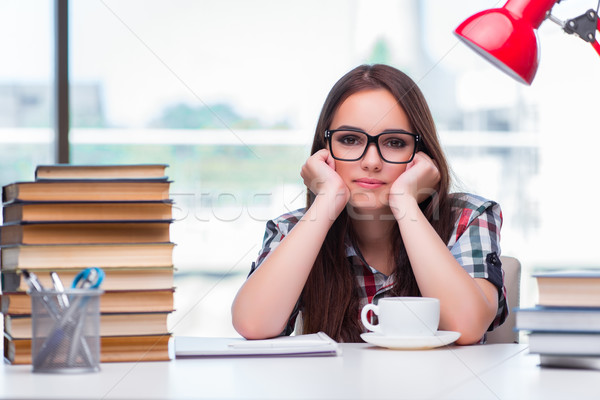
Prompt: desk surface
<box><xmin>0</xmin><ymin>342</ymin><xmax>598</xmax><ymax>399</ymax></box>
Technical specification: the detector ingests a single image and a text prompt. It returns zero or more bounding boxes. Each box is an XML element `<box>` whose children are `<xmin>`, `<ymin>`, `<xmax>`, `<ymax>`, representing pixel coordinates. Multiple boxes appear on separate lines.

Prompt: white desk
<box><xmin>0</xmin><ymin>343</ymin><xmax>597</xmax><ymax>399</ymax></box>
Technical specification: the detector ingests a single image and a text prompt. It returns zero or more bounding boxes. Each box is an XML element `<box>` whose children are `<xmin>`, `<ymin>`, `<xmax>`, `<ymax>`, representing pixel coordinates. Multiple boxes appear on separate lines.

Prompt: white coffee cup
<box><xmin>361</xmin><ymin>297</ymin><xmax>440</xmax><ymax>337</ymax></box>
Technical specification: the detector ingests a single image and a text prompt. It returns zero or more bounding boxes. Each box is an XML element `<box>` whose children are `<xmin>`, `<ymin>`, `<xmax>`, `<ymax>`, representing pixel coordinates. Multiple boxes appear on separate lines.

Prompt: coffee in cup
<box><xmin>361</xmin><ymin>297</ymin><xmax>440</xmax><ymax>336</ymax></box>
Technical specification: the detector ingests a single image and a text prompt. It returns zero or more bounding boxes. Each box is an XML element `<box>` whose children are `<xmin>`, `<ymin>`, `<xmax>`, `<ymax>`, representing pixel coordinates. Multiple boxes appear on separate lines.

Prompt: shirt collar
<box><xmin>344</xmin><ymin>234</ymin><xmax>392</xmax><ymax>278</ymax></box>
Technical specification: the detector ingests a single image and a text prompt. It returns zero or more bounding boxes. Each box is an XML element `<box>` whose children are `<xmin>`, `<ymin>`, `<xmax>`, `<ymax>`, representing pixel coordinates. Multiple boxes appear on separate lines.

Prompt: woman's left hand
<box><xmin>388</xmin><ymin>152</ymin><xmax>441</xmax><ymax>214</ymax></box>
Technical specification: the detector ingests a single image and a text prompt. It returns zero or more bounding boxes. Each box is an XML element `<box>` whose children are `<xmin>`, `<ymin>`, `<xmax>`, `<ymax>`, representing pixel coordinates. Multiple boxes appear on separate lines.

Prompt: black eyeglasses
<box><xmin>325</xmin><ymin>128</ymin><xmax>419</xmax><ymax>164</ymax></box>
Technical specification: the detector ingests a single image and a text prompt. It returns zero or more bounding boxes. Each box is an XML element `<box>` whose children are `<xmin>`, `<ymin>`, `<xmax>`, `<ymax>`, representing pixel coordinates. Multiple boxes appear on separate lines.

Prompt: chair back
<box><xmin>486</xmin><ymin>255</ymin><xmax>521</xmax><ymax>343</ymax></box>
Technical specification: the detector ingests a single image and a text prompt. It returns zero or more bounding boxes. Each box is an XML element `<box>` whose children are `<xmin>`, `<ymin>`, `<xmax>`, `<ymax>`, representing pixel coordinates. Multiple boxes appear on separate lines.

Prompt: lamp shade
<box><xmin>454</xmin><ymin>0</ymin><xmax>559</xmax><ymax>85</ymax></box>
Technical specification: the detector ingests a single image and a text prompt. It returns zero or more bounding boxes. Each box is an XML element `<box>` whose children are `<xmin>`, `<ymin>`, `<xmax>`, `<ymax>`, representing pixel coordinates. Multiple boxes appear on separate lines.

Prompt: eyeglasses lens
<box><xmin>330</xmin><ymin>130</ymin><xmax>415</xmax><ymax>163</ymax></box>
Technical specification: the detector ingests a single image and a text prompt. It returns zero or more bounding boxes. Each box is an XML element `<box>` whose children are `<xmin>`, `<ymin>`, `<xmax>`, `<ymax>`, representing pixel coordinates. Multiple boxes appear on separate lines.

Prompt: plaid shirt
<box><xmin>249</xmin><ymin>192</ymin><xmax>507</xmax><ymax>337</ymax></box>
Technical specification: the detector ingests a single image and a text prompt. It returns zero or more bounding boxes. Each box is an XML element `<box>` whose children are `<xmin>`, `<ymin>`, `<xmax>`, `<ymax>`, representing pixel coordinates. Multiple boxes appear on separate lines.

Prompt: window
<box><xmin>0</xmin><ymin>2</ymin><xmax>54</xmax><ymax>183</ymax></box>
<box><xmin>4</xmin><ymin>0</ymin><xmax>600</xmax><ymax>337</ymax></box>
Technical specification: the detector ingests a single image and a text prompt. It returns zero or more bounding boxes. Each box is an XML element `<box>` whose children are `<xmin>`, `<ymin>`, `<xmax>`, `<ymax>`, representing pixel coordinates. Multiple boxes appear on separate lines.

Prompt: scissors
<box><xmin>65</xmin><ymin>267</ymin><xmax>104</xmax><ymax>367</ymax></box>
<box><xmin>71</xmin><ymin>267</ymin><xmax>105</xmax><ymax>289</ymax></box>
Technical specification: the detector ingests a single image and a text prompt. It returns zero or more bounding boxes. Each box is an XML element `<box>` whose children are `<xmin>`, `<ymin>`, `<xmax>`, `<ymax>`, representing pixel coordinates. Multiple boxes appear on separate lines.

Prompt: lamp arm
<box><xmin>593</xmin><ymin>18</ymin><xmax>600</xmax><ymax>57</ymax></box>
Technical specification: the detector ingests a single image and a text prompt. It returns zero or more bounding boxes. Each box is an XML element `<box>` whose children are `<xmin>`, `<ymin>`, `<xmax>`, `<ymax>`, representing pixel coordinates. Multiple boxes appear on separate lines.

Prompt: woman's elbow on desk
<box><xmin>444</xmin><ymin>305</ymin><xmax>497</xmax><ymax>345</ymax></box>
<box><xmin>446</xmin><ymin>317</ymin><xmax>489</xmax><ymax>345</ymax></box>
<box><xmin>232</xmin><ymin>316</ymin><xmax>283</xmax><ymax>340</ymax></box>
<box><xmin>231</xmin><ymin>303</ymin><xmax>284</xmax><ymax>340</ymax></box>
<box><xmin>454</xmin><ymin>330</ymin><xmax>486</xmax><ymax>345</ymax></box>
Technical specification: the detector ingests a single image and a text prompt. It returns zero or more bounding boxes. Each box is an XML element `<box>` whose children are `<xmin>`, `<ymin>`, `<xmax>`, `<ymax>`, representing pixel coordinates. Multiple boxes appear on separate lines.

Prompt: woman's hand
<box><xmin>388</xmin><ymin>152</ymin><xmax>440</xmax><ymax>217</ymax></box>
<box><xmin>301</xmin><ymin>149</ymin><xmax>350</xmax><ymax>215</ymax></box>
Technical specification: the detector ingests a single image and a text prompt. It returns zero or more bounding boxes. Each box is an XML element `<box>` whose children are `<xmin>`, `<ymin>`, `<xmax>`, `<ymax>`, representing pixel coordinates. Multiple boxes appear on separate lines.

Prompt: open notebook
<box><xmin>174</xmin><ymin>332</ymin><xmax>341</xmax><ymax>358</ymax></box>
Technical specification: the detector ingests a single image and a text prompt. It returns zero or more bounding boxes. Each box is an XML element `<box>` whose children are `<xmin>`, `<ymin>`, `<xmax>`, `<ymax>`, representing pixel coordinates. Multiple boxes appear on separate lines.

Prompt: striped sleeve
<box><xmin>246</xmin><ymin>209</ymin><xmax>306</xmax><ymax>336</ymax></box>
<box><xmin>248</xmin><ymin>208</ymin><xmax>305</xmax><ymax>276</ymax></box>
<box><xmin>448</xmin><ymin>193</ymin><xmax>507</xmax><ymax>330</ymax></box>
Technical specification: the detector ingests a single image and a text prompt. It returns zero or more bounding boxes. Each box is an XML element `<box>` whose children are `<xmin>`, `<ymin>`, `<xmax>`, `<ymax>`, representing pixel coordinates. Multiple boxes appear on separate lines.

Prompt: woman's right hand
<box><xmin>300</xmin><ymin>149</ymin><xmax>350</xmax><ymax>215</ymax></box>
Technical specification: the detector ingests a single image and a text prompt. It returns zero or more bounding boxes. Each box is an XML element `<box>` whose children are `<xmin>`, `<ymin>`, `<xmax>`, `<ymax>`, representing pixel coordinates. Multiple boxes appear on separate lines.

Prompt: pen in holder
<box><xmin>30</xmin><ymin>288</ymin><xmax>103</xmax><ymax>373</ymax></box>
<box><xmin>27</xmin><ymin>268</ymin><xmax>104</xmax><ymax>373</ymax></box>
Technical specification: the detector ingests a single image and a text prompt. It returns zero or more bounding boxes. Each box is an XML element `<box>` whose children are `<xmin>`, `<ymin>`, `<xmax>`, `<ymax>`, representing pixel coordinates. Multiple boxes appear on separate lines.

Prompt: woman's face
<box><xmin>329</xmin><ymin>88</ymin><xmax>413</xmax><ymax>212</ymax></box>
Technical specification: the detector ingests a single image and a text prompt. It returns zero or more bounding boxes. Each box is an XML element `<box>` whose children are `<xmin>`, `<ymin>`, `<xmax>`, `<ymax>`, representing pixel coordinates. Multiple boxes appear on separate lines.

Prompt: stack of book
<box><xmin>1</xmin><ymin>164</ymin><xmax>175</xmax><ymax>364</ymax></box>
<box><xmin>515</xmin><ymin>270</ymin><xmax>600</xmax><ymax>370</ymax></box>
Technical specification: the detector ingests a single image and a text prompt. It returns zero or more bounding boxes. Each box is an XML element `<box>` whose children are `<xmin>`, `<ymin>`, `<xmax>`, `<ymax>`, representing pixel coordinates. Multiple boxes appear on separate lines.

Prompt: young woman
<box><xmin>231</xmin><ymin>64</ymin><xmax>507</xmax><ymax>344</ymax></box>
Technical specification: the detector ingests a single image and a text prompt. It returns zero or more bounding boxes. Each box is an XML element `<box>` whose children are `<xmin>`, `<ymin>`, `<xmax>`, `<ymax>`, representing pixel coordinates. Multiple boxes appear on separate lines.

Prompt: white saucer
<box><xmin>360</xmin><ymin>331</ymin><xmax>461</xmax><ymax>350</ymax></box>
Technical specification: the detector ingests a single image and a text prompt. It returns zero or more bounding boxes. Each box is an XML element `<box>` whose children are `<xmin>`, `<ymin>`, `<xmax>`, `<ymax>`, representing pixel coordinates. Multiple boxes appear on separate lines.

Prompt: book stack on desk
<box><xmin>515</xmin><ymin>270</ymin><xmax>600</xmax><ymax>370</ymax></box>
<box><xmin>1</xmin><ymin>164</ymin><xmax>175</xmax><ymax>364</ymax></box>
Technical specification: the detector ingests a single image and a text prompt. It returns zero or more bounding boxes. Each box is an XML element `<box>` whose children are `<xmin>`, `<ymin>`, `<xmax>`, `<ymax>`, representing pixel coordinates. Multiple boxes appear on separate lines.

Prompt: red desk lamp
<box><xmin>454</xmin><ymin>0</ymin><xmax>600</xmax><ymax>85</ymax></box>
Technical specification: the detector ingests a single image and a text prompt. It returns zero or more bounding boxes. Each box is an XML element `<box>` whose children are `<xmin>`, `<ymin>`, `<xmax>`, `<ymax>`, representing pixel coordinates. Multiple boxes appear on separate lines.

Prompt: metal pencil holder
<box><xmin>30</xmin><ymin>288</ymin><xmax>103</xmax><ymax>373</ymax></box>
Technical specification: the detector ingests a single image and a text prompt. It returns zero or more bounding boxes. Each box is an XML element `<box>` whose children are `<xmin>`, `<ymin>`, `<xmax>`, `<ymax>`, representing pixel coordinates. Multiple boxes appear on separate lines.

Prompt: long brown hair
<box><xmin>301</xmin><ymin>64</ymin><xmax>456</xmax><ymax>342</ymax></box>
